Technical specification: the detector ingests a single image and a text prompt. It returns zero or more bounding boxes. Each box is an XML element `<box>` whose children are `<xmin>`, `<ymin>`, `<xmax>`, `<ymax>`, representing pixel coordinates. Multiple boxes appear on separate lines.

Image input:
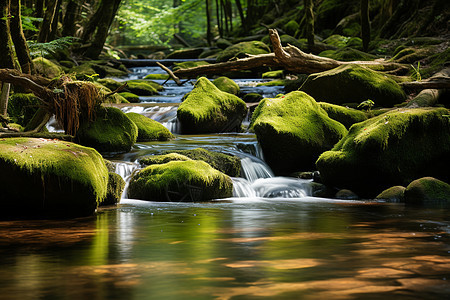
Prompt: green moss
<box><xmin>90</xmin><ymin>81</ymin><xmax>128</xmax><ymax>104</ymax></box>
<box><xmin>284</xmin><ymin>20</ymin><xmax>299</xmax><ymax>36</ymax></box>
<box><xmin>216</xmin><ymin>38</ymin><xmax>233</xmax><ymax>49</ymax></box>
<box><xmin>32</xmin><ymin>57</ymin><xmax>63</xmax><ymax>79</ymax></box>
<box><xmin>375</xmin><ymin>186</ymin><xmax>405</xmax><ymax>203</ymax></box>
<box><xmin>422</xmin><ymin>47</ymin><xmax>450</xmax><ymax>78</ymax></box>
<box><xmin>257</xmin><ymin>79</ymin><xmax>286</xmax><ymax>87</ymax></box>
<box><xmin>212</xmin><ymin>76</ymin><xmax>240</xmax><ymax>95</ymax></box>
<box><xmin>160</xmin><ymin>148</ymin><xmax>241</xmax><ymax>177</ymax></box>
<box><xmin>262</xmin><ymin>70</ymin><xmax>284</xmax><ymax>79</ymax></box>
<box><xmin>0</xmin><ymin>137</ymin><xmax>108</xmax><ymax>217</ymax></box>
<box><xmin>76</xmin><ymin>107</ymin><xmax>138</xmax><ymax>153</ymax></box>
<box><xmin>301</xmin><ymin>64</ymin><xmax>406</xmax><ymax>107</ymax></box>
<box><xmin>166</xmin><ymin>48</ymin><xmax>204</xmax><ymax>59</ymax></box>
<box><xmin>199</xmin><ymin>48</ymin><xmax>222</xmax><ymax>59</ymax></box>
<box><xmin>318</xmin><ymin>102</ymin><xmax>367</xmax><ymax>128</ymax></box>
<box><xmin>173</xmin><ymin>61</ymin><xmax>210</xmax><ymax>71</ymax></box>
<box><xmin>127</xmin><ymin>160</ymin><xmax>233</xmax><ymax>202</ymax></box>
<box><xmin>316</xmin><ymin>108</ymin><xmax>450</xmax><ymax>197</ymax></box>
<box><xmin>280</xmin><ymin>35</ymin><xmax>306</xmax><ymax>50</ymax></box>
<box><xmin>7</xmin><ymin>93</ymin><xmax>40</xmax><ymax>126</ymax></box>
<box><xmin>249</xmin><ymin>91</ymin><xmax>348</xmax><ymax>174</ymax></box>
<box><xmin>125</xmin><ymin>112</ymin><xmax>174</xmax><ymax>142</ymax></box>
<box><xmin>124</xmin><ymin>80</ymin><xmax>158</xmax><ymax>96</ymax></box>
<box><xmin>119</xmin><ymin>92</ymin><xmax>140</xmax><ymax>103</ymax></box>
<box><xmin>216</xmin><ymin>41</ymin><xmax>270</xmax><ymax>62</ymax></box>
<box><xmin>97</xmin><ymin>78</ymin><xmax>122</xmax><ymax>90</ymax></box>
<box><xmin>144</xmin><ymin>74</ymin><xmax>170</xmax><ymax>80</ymax></box>
<box><xmin>70</xmin><ymin>63</ymin><xmax>98</xmax><ymax>80</ymax></box>
<box><xmin>140</xmin><ymin>153</ymin><xmax>192</xmax><ymax>165</ymax></box>
<box><xmin>101</xmin><ymin>172</ymin><xmax>125</xmax><ymax>206</ymax></box>
<box><xmin>177</xmin><ymin>77</ymin><xmax>248</xmax><ymax>133</ymax></box>
<box><xmin>319</xmin><ymin>48</ymin><xmax>377</xmax><ymax>61</ymax></box>
<box><xmin>7</xmin><ymin>123</ymin><xmax>23</xmax><ymax>131</ymax></box>
<box><xmin>405</xmin><ymin>177</ymin><xmax>450</xmax><ymax>208</ymax></box>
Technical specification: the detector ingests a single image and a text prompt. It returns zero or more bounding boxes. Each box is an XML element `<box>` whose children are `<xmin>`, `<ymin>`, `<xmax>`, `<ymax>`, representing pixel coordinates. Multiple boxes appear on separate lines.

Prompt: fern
<box><xmin>27</xmin><ymin>36</ymin><xmax>80</xmax><ymax>58</ymax></box>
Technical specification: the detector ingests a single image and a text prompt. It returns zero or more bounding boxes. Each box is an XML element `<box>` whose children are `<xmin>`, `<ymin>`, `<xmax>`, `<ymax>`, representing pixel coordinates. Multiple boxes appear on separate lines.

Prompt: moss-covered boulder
<box><xmin>316</xmin><ymin>108</ymin><xmax>450</xmax><ymax>197</ymax></box>
<box><xmin>404</xmin><ymin>177</ymin><xmax>450</xmax><ymax>208</ymax></box>
<box><xmin>118</xmin><ymin>92</ymin><xmax>140</xmax><ymax>103</ymax></box>
<box><xmin>262</xmin><ymin>70</ymin><xmax>284</xmax><ymax>79</ymax></box>
<box><xmin>284</xmin><ymin>20</ymin><xmax>299</xmax><ymax>36</ymax></box>
<box><xmin>301</xmin><ymin>65</ymin><xmax>406</xmax><ymax>107</ymax></box>
<box><xmin>33</xmin><ymin>57</ymin><xmax>63</xmax><ymax>79</ymax></box>
<box><xmin>249</xmin><ymin>91</ymin><xmax>348</xmax><ymax>174</ymax></box>
<box><xmin>212</xmin><ymin>76</ymin><xmax>240</xmax><ymax>95</ymax></box>
<box><xmin>101</xmin><ymin>172</ymin><xmax>125</xmax><ymax>206</ymax></box>
<box><xmin>0</xmin><ymin>138</ymin><xmax>108</xmax><ymax>217</ymax></box>
<box><xmin>143</xmin><ymin>74</ymin><xmax>170</xmax><ymax>80</ymax></box>
<box><xmin>318</xmin><ymin>102</ymin><xmax>367</xmax><ymax>129</ymax></box>
<box><xmin>127</xmin><ymin>160</ymin><xmax>233</xmax><ymax>202</ymax></box>
<box><xmin>375</xmin><ymin>186</ymin><xmax>406</xmax><ymax>203</ymax></box>
<box><xmin>139</xmin><ymin>153</ymin><xmax>192</xmax><ymax>165</ymax></box>
<box><xmin>97</xmin><ymin>78</ymin><xmax>162</xmax><ymax>96</ymax></box>
<box><xmin>76</xmin><ymin>107</ymin><xmax>138</xmax><ymax>153</ymax></box>
<box><xmin>7</xmin><ymin>93</ymin><xmax>40</xmax><ymax>127</ymax></box>
<box><xmin>125</xmin><ymin>112</ymin><xmax>174</xmax><ymax>142</ymax></box>
<box><xmin>177</xmin><ymin>77</ymin><xmax>248</xmax><ymax>134</ymax></box>
<box><xmin>318</xmin><ymin>48</ymin><xmax>377</xmax><ymax>61</ymax></box>
<box><xmin>216</xmin><ymin>38</ymin><xmax>233</xmax><ymax>49</ymax></box>
<box><xmin>323</xmin><ymin>35</ymin><xmax>362</xmax><ymax>50</ymax></box>
<box><xmin>173</xmin><ymin>61</ymin><xmax>210</xmax><ymax>71</ymax></box>
<box><xmin>216</xmin><ymin>41</ymin><xmax>270</xmax><ymax>62</ymax></box>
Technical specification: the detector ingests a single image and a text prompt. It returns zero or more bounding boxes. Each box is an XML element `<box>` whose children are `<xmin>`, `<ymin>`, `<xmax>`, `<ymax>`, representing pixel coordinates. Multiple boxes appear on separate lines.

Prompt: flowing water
<box><xmin>3</xmin><ymin>65</ymin><xmax>450</xmax><ymax>299</ymax></box>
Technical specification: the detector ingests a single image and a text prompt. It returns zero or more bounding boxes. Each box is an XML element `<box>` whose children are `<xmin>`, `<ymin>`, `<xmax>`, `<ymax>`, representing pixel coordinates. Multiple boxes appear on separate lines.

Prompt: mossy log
<box><xmin>173</xmin><ymin>29</ymin><xmax>409</xmax><ymax>78</ymax></box>
<box><xmin>405</xmin><ymin>68</ymin><xmax>450</xmax><ymax>108</ymax></box>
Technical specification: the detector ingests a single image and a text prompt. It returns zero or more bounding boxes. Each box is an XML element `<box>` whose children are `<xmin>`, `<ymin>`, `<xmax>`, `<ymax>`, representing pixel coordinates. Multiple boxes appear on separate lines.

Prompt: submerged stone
<box><xmin>177</xmin><ymin>77</ymin><xmax>248</xmax><ymax>134</ymax></box>
<box><xmin>249</xmin><ymin>91</ymin><xmax>348</xmax><ymax>174</ymax></box>
<box><xmin>127</xmin><ymin>160</ymin><xmax>233</xmax><ymax>202</ymax></box>
<box><xmin>125</xmin><ymin>112</ymin><xmax>174</xmax><ymax>142</ymax></box>
<box><xmin>0</xmin><ymin>138</ymin><xmax>108</xmax><ymax>217</ymax></box>
<box><xmin>316</xmin><ymin>108</ymin><xmax>450</xmax><ymax>197</ymax></box>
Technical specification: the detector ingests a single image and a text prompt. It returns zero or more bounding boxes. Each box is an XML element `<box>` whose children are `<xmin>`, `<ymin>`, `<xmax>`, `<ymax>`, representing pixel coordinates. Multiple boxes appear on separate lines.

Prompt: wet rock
<box><xmin>318</xmin><ymin>102</ymin><xmax>367</xmax><ymax>129</ymax></box>
<box><xmin>126</xmin><ymin>112</ymin><xmax>174</xmax><ymax>142</ymax></box>
<box><xmin>0</xmin><ymin>137</ymin><xmax>108</xmax><ymax>217</ymax></box>
<box><xmin>242</xmin><ymin>93</ymin><xmax>263</xmax><ymax>103</ymax></box>
<box><xmin>118</xmin><ymin>92</ymin><xmax>140</xmax><ymax>103</ymax></box>
<box><xmin>262</xmin><ymin>70</ymin><xmax>284</xmax><ymax>79</ymax></box>
<box><xmin>311</xmin><ymin>182</ymin><xmax>335</xmax><ymax>198</ymax></box>
<box><xmin>177</xmin><ymin>77</ymin><xmax>248</xmax><ymax>134</ymax></box>
<box><xmin>212</xmin><ymin>76</ymin><xmax>240</xmax><ymax>95</ymax></box>
<box><xmin>375</xmin><ymin>186</ymin><xmax>406</xmax><ymax>203</ymax></box>
<box><xmin>249</xmin><ymin>91</ymin><xmax>347</xmax><ymax>174</ymax></box>
<box><xmin>317</xmin><ymin>107</ymin><xmax>450</xmax><ymax>198</ymax></box>
<box><xmin>33</xmin><ymin>57</ymin><xmax>63</xmax><ymax>79</ymax></box>
<box><xmin>127</xmin><ymin>160</ymin><xmax>233</xmax><ymax>202</ymax></box>
<box><xmin>101</xmin><ymin>172</ymin><xmax>125</xmax><ymax>206</ymax></box>
<box><xmin>301</xmin><ymin>64</ymin><xmax>406</xmax><ymax>107</ymax></box>
<box><xmin>216</xmin><ymin>41</ymin><xmax>270</xmax><ymax>62</ymax></box>
<box><xmin>335</xmin><ymin>189</ymin><xmax>359</xmax><ymax>200</ymax></box>
<box><xmin>404</xmin><ymin>177</ymin><xmax>450</xmax><ymax>208</ymax></box>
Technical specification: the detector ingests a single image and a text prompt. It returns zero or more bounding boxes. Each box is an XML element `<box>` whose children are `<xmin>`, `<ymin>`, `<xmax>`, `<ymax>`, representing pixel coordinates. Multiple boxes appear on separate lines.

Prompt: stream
<box><xmin>1</xmin><ymin>65</ymin><xmax>449</xmax><ymax>299</ymax></box>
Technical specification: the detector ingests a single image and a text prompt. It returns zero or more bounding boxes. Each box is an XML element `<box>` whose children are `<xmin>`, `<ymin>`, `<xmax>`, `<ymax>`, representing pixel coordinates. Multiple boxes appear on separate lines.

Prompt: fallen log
<box><xmin>405</xmin><ymin>68</ymin><xmax>450</xmax><ymax>108</ymax></box>
<box><xmin>173</xmin><ymin>29</ymin><xmax>409</xmax><ymax>78</ymax></box>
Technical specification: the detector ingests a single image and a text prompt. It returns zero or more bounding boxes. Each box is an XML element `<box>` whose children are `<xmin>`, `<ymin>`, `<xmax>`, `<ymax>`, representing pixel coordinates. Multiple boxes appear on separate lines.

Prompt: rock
<box><xmin>143</xmin><ymin>74</ymin><xmax>169</xmax><ymax>80</ymax></box>
<box><xmin>323</xmin><ymin>35</ymin><xmax>362</xmax><ymax>50</ymax></box>
<box><xmin>375</xmin><ymin>186</ymin><xmax>406</xmax><ymax>203</ymax></box>
<box><xmin>319</xmin><ymin>48</ymin><xmax>377</xmax><ymax>61</ymax></box>
<box><xmin>76</xmin><ymin>107</ymin><xmax>138</xmax><ymax>153</ymax></box>
<box><xmin>216</xmin><ymin>41</ymin><xmax>270</xmax><ymax>62</ymax></box>
<box><xmin>301</xmin><ymin>64</ymin><xmax>406</xmax><ymax>107</ymax></box>
<box><xmin>0</xmin><ymin>137</ymin><xmax>108</xmax><ymax>217</ymax></box>
<box><xmin>173</xmin><ymin>60</ymin><xmax>211</xmax><ymax>71</ymax></box>
<box><xmin>125</xmin><ymin>112</ymin><xmax>174</xmax><ymax>142</ymax></box>
<box><xmin>280</xmin><ymin>35</ymin><xmax>306</xmax><ymax>50</ymax></box>
<box><xmin>284</xmin><ymin>20</ymin><xmax>299</xmax><ymax>36</ymax></box>
<box><xmin>257</xmin><ymin>80</ymin><xmax>286</xmax><ymax>87</ymax></box>
<box><xmin>118</xmin><ymin>92</ymin><xmax>140</xmax><ymax>103</ymax></box>
<box><xmin>166</xmin><ymin>48</ymin><xmax>205</xmax><ymax>59</ymax></box>
<box><xmin>101</xmin><ymin>172</ymin><xmax>125</xmax><ymax>206</ymax></box>
<box><xmin>71</xmin><ymin>63</ymin><xmax>98</xmax><ymax>80</ymax></box>
<box><xmin>7</xmin><ymin>93</ymin><xmax>40</xmax><ymax>127</ymax></box>
<box><xmin>335</xmin><ymin>189</ymin><xmax>359</xmax><ymax>200</ymax></box>
<box><xmin>318</xmin><ymin>102</ymin><xmax>367</xmax><ymax>129</ymax></box>
<box><xmin>316</xmin><ymin>108</ymin><xmax>450</xmax><ymax>197</ymax></box>
<box><xmin>125</xmin><ymin>80</ymin><xmax>161</xmax><ymax>96</ymax></box>
<box><xmin>177</xmin><ymin>77</ymin><xmax>248</xmax><ymax>134</ymax></box>
<box><xmin>242</xmin><ymin>93</ymin><xmax>263</xmax><ymax>103</ymax></box>
<box><xmin>262</xmin><ymin>70</ymin><xmax>284</xmax><ymax>79</ymax></box>
<box><xmin>212</xmin><ymin>76</ymin><xmax>240</xmax><ymax>95</ymax></box>
<box><xmin>311</xmin><ymin>182</ymin><xmax>335</xmax><ymax>198</ymax></box>
<box><xmin>139</xmin><ymin>153</ymin><xmax>192</xmax><ymax>165</ymax></box>
<box><xmin>32</xmin><ymin>57</ymin><xmax>63</xmax><ymax>79</ymax></box>
<box><xmin>404</xmin><ymin>177</ymin><xmax>450</xmax><ymax>208</ymax></box>
<box><xmin>216</xmin><ymin>38</ymin><xmax>233</xmax><ymax>49</ymax></box>
<box><xmin>90</xmin><ymin>81</ymin><xmax>128</xmax><ymax>104</ymax></box>
<box><xmin>127</xmin><ymin>160</ymin><xmax>233</xmax><ymax>202</ymax></box>
<box><xmin>198</xmin><ymin>48</ymin><xmax>222</xmax><ymax>59</ymax></box>
<box><xmin>249</xmin><ymin>91</ymin><xmax>348</xmax><ymax>174</ymax></box>
<box><xmin>97</xmin><ymin>78</ymin><xmax>122</xmax><ymax>90</ymax></box>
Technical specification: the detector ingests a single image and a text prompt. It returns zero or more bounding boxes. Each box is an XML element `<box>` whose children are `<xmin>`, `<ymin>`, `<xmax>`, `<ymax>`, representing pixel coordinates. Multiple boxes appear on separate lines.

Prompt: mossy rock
<box><xmin>404</xmin><ymin>177</ymin><xmax>450</xmax><ymax>208</ymax></box>
<box><xmin>76</xmin><ymin>107</ymin><xmax>138</xmax><ymax>153</ymax></box>
<box><xmin>127</xmin><ymin>160</ymin><xmax>233</xmax><ymax>202</ymax></box>
<box><xmin>143</xmin><ymin>74</ymin><xmax>170</xmax><ymax>80</ymax></box>
<box><xmin>257</xmin><ymin>79</ymin><xmax>286</xmax><ymax>87</ymax></box>
<box><xmin>139</xmin><ymin>153</ymin><xmax>192</xmax><ymax>165</ymax></box>
<box><xmin>318</xmin><ymin>102</ymin><xmax>367</xmax><ymax>129</ymax></box>
<box><xmin>243</xmin><ymin>93</ymin><xmax>263</xmax><ymax>103</ymax></box>
<box><xmin>97</xmin><ymin>78</ymin><xmax>162</xmax><ymax>96</ymax></box>
<box><xmin>280</xmin><ymin>35</ymin><xmax>306</xmax><ymax>50</ymax></box>
<box><xmin>375</xmin><ymin>186</ymin><xmax>406</xmax><ymax>203</ymax></box>
<box><xmin>319</xmin><ymin>48</ymin><xmax>377</xmax><ymax>61</ymax></box>
<box><xmin>316</xmin><ymin>108</ymin><xmax>450</xmax><ymax>198</ymax></box>
<box><xmin>422</xmin><ymin>47</ymin><xmax>450</xmax><ymax>78</ymax></box>
<box><xmin>166</xmin><ymin>48</ymin><xmax>204</xmax><ymax>59</ymax></box>
<box><xmin>118</xmin><ymin>92</ymin><xmax>140</xmax><ymax>103</ymax></box>
<box><xmin>97</xmin><ymin>78</ymin><xmax>122</xmax><ymax>91</ymax></box>
<box><xmin>92</xmin><ymin>64</ymin><xmax>128</xmax><ymax>78</ymax></box>
<box><xmin>172</xmin><ymin>61</ymin><xmax>210</xmax><ymax>71</ymax></box>
<box><xmin>161</xmin><ymin>148</ymin><xmax>241</xmax><ymax>177</ymax></box>
<box><xmin>216</xmin><ymin>38</ymin><xmax>233</xmax><ymax>50</ymax></box>
<box><xmin>262</xmin><ymin>70</ymin><xmax>284</xmax><ymax>79</ymax></box>
<box><xmin>70</xmin><ymin>63</ymin><xmax>98</xmax><ymax>79</ymax></box>
<box><xmin>212</xmin><ymin>76</ymin><xmax>240</xmax><ymax>95</ymax></box>
<box><xmin>301</xmin><ymin>64</ymin><xmax>406</xmax><ymax>107</ymax></box>
<box><xmin>127</xmin><ymin>79</ymin><xmax>164</xmax><ymax>92</ymax></box>
<box><xmin>199</xmin><ymin>48</ymin><xmax>222</xmax><ymax>59</ymax></box>
<box><xmin>177</xmin><ymin>77</ymin><xmax>248</xmax><ymax>134</ymax></box>
<box><xmin>59</xmin><ymin>60</ymin><xmax>75</xmax><ymax>68</ymax></box>
<box><xmin>249</xmin><ymin>91</ymin><xmax>348</xmax><ymax>174</ymax></box>
<box><xmin>101</xmin><ymin>172</ymin><xmax>125</xmax><ymax>206</ymax></box>
<box><xmin>216</xmin><ymin>41</ymin><xmax>270</xmax><ymax>62</ymax></box>
<box><xmin>7</xmin><ymin>93</ymin><xmax>40</xmax><ymax>127</ymax></box>
<box><xmin>126</xmin><ymin>112</ymin><xmax>174</xmax><ymax>142</ymax></box>
<box><xmin>32</xmin><ymin>57</ymin><xmax>63</xmax><ymax>79</ymax></box>
<box><xmin>323</xmin><ymin>35</ymin><xmax>350</xmax><ymax>48</ymax></box>
<box><xmin>0</xmin><ymin>138</ymin><xmax>108</xmax><ymax>217</ymax></box>
<box><xmin>90</xmin><ymin>81</ymin><xmax>128</xmax><ymax>104</ymax></box>
<box><xmin>284</xmin><ymin>20</ymin><xmax>299</xmax><ymax>36</ymax></box>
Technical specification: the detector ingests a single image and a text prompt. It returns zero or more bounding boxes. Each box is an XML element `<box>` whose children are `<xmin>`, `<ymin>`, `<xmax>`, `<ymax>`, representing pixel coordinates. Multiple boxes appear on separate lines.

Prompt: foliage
<box><xmin>28</xmin><ymin>36</ymin><xmax>79</xmax><ymax>58</ymax></box>
<box><xmin>411</xmin><ymin>62</ymin><xmax>422</xmax><ymax>81</ymax></box>
<box><xmin>357</xmin><ymin>99</ymin><xmax>375</xmax><ymax>112</ymax></box>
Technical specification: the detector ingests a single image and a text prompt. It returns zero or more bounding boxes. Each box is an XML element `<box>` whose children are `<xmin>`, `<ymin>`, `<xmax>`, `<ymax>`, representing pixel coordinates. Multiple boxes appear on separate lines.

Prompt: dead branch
<box><xmin>157</xmin><ymin>62</ymin><xmax>182</xmax><ymax>85</ymax></box>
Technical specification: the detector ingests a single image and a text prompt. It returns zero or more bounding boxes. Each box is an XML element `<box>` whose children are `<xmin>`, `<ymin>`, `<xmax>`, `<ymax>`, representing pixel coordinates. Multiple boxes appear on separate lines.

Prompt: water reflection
<box><xmin>1</xmin><ymin>201</ymin><xmax>449</xmax><ymax>299</ymax></box>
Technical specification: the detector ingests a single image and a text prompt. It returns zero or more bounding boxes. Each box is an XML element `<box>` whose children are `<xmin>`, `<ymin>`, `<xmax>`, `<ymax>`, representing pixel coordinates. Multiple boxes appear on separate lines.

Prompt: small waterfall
<box><xmin>232</xmin><ymin>177</ymin><xmax>312</xmax><ymax>198</ymax></box>
<box><xmin>240</xmin><ymin>157</ymin><xmax>273</xmax><ymax>182</ymax></box>
<box><xmin>46</xmin><ymin>116</ymin><xmax>64</xmax><ymax>133</ymax></box>
<box><xmin>120</xmin><ymin>105</ymin><xmax>180</xmax><ymax>134</ymax></box>
<box><xmin>114</xmin><ymin>162</ymin><xmax>140</xmax><ymax>199</ymax></box>
<box><xmin>232</xmin><ymin>177</ymin><xmax>257</xmax><ymax>198</ymax></box>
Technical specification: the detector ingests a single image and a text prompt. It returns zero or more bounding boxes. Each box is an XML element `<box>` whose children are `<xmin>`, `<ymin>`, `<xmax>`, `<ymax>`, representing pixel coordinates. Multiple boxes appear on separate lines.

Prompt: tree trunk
<box><xmin>81</xmin><ymin>0</ymin><xmax>104</xmax><ymax>43</ymax></box>
<box><xmin>10</xmin><ymin>0</ymin><xmax>34</xmax><ymax>74</ymax></box>
<box><xmin>62</xmin><ymin>0</ymin><xmax>82</xmax><ymax>37</ymax></box>
<box><xmin>0</xmin><ymin>82</ymin><xmax>11</xmax><ymax>117</ymax></box>
<box><xmin>360</xmin><ymin>0</ymin><xmax>370</xmax><ymax>51</ymax></box>
<box><xmin>205</xmin><ymin>0</ymin><xmax>212</xmax><ymax>46</ymax></box>
<box><xmin>235</xmin><ymin>0</ymin><xmax>246</xmax><ymax>31</ymax></box>
<box><xmin>0</xmin><ymin>0</ymin><xmax>14</xmax><ymax>120</ymax></box>
<box><xmin>404</xmin><ymin>68</ymin><xmax>450</xmax><ymax>107</ymax></box>
<box><xmin>215</xmin><ymin>0</ymin><xmax>222</xmax><ymax>37</ymax></box>
<box><xmin>38</xmin><ymin>0</ymin><xmax>59</xmax><ymax>42</ymax></box>
<box><xmin>304</xmin><ymin>0</ymin><xmax>314</xmax><ymax>51</ymax></box>
<box><xmin>48</xmin><ymin>0</ymin><xmax>62</xmax><ymax>41</ymax></box>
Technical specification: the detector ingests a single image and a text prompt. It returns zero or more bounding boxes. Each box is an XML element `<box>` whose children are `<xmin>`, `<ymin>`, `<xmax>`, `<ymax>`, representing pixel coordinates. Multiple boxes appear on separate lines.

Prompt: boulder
<box><xmin>76</xmin><ymin>107</ymin><xmax>138</xmax><ymax>153</ymax></box>
<box><xmin>118</xmin><ymin>92</ymin><xmax>140</xmax><ymax>103</ymax></box>
<box><xmin>173</xmin><ymin>61</ymin><xmax>211</xmax><ymax>71</ymax></box>
<box><xmin>404</xmin><ymin>177</ymin><xmax>450</xmax><ymax>208</ymax></box>
<box><xmin>216</xmin><ymin>41</ymin><xmax>270</xmax><ymax>62</ymax></box>
<box><xmin>316</xmin><ymin>108</ymin><xmax>450</xmax><ymax>197</ymax></box>
<box><xmin>212</xmin><ymin>76</ymin><xmax>240</xmax><ymax>95</ymax></box>
<box><xmin>32</xmin><ymin>57</ymin><xmax>63</xmax><ymax>79</ymax></box>
<box><xmin>125</xmin><ymin>112</ymin><xmax>174</xmax><ymax>142</ymax></box>
<box><xmin>301</xmin><ymin>64</ymin><xmax>406</xmax><ymax>107</ymax></box>
<box><xmin>242</xmin><ymin>93</ymin><xmax>263</xmax><ymax>103</ymax></box>
<box><xmin>318</xmin><ymin>48</ymin><xmax>377</xmax><ymax>61</ymax></box>
<box><xmin>284</xmin><ymin>20</ymin><xmax>299</xmax><ymax>36</ymax></box>
<box><xmin>375</xmin><ymin>186</ymin><xmax>406</xmax><ymax>203</ymax></box>
<box><xmin>249</xmin><ymin>91</ymin><xmax>348</xmax><ymax>174</ymax></box>
<box><xmin>139</xmin><ymin>153</ymin><xmax>192</xmax><ymax>165</ymax></box>
<box><xmin>216</xmin><ymin>38</ymin><xmax>233</xmax><ymax>49</ymax></box>
<box><xmin>262</xmin><ymin>70</ymin><xmax>284</xmax><ymax>79</ymax></box>
<box><xmin>101</xmin><ymin>172</ymin><xmax>125</xmax><ymax>206</ymax></box>
<box><xmin>318</xmin><ymin>102</ymin><xmax>367</xmax><ymax>129</ymax></box>
<box><xmin>127</xmin><ymin>160</ymin><xmax>233</xmax><ymax>202</ymax></box>
<box><xmin>177</xmin><ymin>77</ymin><xmax>248</xmax><ymax>134</ymax></box>
<box><xmin>0</xmin><ymin>138</ymin><xmax>108</xmax><ymax>217</ymax></box>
